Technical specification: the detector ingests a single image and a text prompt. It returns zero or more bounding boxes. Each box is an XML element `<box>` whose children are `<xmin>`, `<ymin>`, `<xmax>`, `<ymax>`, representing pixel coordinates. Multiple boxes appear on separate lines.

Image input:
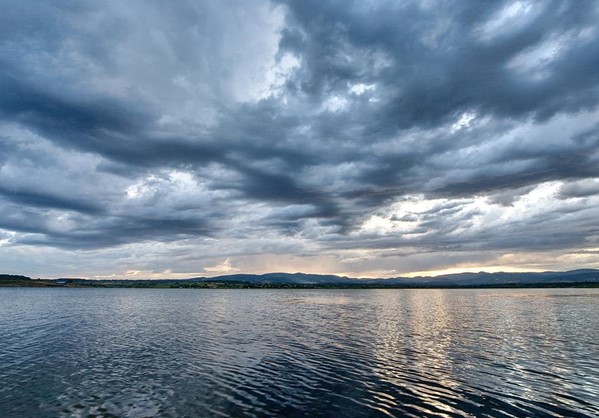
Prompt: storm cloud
<box><xmin>1</xmin><ymin>0</ymin><xmax>599</xmax><ymax>278</ymax></box>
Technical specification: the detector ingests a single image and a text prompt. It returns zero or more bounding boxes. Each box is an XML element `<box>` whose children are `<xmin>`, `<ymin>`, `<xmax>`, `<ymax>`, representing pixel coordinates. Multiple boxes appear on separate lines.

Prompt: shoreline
<box><xmin>2</xmin><ymin>280</ymin><xmax>598</xmax><ymax>289</ymax></box>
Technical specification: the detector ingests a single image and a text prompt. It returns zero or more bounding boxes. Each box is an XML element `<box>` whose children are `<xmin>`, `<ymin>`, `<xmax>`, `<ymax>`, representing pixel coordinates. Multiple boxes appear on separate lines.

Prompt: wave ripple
<box><xmin>1</xmin><ymin>288</ymin><xmax>598</xmax><ymax>417</ymax></box>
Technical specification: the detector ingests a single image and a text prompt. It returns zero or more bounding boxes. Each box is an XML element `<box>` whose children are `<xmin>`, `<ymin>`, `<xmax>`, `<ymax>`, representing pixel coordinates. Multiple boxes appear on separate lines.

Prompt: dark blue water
<box><xmin>0</xmin><ymin>288</ymin><xmax>597</xmax><ymax>417</ymax></box>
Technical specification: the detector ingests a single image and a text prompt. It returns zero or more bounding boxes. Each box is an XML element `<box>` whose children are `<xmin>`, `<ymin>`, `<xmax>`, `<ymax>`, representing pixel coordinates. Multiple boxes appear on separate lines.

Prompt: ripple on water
<box><xmin>0</xmin><ymin>288</ymin><xmax>598</xmax><ymax>417</ymax></box>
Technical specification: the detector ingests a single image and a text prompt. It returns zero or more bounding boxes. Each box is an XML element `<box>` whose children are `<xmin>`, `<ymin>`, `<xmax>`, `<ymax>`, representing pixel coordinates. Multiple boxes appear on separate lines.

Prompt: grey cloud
<box><xmin>18</xmin><ymin>217</ymin><xmax>211</xmax><ymax>249</ymax></box>
<box><xmin>278</xmin><ymin>0</ymin><xmax>599</xmax><ymax>126</ymax></box>
<box><xmin>0</xmin><ymin>186</ymin><xmax>103</xmax><ymax>214</ymax></box>
<box><xmin>487</xmin><ymin>186</ymin><xmax>536</xmax><ymax>207</ymax></box>
<box><xmin>558</xmin><ymin>179</ymin><xmax>599</xmax><ymax>199</ymax></box>
<box><xmin>4</xmin><ymin>205</ymin><xmax>213</xmax><ymax>249</ymax></box>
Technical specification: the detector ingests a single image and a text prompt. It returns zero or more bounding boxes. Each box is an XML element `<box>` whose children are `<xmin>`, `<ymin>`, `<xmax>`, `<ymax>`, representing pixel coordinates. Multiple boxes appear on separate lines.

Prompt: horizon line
<box><xmin>6</xmin><ymin>267</ymin><xmax>598</xmax><ymax>281</ymax></box>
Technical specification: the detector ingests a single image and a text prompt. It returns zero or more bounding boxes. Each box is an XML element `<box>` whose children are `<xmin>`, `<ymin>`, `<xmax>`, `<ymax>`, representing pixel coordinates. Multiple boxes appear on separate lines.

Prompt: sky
<box><xmin>1</xmin><ymin>0</ymin><xmax>599</xmax><ymax>279</ymax></box>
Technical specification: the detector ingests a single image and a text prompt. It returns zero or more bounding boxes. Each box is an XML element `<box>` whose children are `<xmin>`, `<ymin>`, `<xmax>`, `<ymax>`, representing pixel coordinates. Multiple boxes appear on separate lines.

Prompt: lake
<box><xmin>0</xmin><ymin>288</ymin><xmax>597</xmax><ymax>417</ymax></box>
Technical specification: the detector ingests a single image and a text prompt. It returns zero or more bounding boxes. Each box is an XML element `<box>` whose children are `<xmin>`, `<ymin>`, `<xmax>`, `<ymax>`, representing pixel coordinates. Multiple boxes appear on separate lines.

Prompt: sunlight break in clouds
<box><xmin>204</xmin><ymin>258</ymin><xmax>241</xmax><ymax>275</ymax></box>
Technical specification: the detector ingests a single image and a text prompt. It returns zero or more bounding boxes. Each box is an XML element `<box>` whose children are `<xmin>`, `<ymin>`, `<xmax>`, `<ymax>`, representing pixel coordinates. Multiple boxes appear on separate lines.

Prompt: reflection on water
<box><xmin>0</xmin><ymin>288</ymin><xmax>598</xmax><ymax>417</ymax></box>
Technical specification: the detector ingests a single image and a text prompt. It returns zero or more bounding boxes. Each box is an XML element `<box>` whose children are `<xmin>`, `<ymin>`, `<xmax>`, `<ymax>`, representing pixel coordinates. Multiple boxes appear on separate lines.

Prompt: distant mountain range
<box><xmin>187</xmin><ymin>269</ymin><xmax>599</xmax><ymax>286</ymax></box>
<box><xmin>2</xmin><ymin>269</ymin><xmax>599</xmax><ymax>288</ymax></box>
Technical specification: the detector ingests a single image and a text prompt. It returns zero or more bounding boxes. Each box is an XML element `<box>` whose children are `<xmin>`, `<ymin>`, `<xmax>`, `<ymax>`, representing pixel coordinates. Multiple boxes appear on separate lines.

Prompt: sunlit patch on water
<box><xmin>0</xmin><ymin>288</ymin><xmax>598</xmax><ymax>417</ymax></box>
<box><xmin>289</xmin><ymin>294</ymin><xmax>351</xmax><ymax>305</ymax></box>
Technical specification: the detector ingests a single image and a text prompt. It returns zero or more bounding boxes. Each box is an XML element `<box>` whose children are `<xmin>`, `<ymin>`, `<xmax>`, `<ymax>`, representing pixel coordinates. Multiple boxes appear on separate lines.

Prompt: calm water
<box><xmin>0</xmin><ymin>288</ymin><xmax>597</xmax><ymax>417</ymax></box>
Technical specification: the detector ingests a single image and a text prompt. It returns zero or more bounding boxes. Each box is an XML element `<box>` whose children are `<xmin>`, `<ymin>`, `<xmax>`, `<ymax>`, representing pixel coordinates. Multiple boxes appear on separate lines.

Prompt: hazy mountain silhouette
<box><xmin>187</xmin><ymin>269</ymin><xmax>599</xmax><ymax>286</ymax></box>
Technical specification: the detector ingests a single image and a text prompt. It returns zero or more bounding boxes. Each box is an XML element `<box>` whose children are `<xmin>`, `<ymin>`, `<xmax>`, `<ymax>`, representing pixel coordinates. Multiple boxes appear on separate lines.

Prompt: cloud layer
<box><xmin>2</xmin><ymin>0</ymin><xmax>599</xmax><ymax>278</ymax></box>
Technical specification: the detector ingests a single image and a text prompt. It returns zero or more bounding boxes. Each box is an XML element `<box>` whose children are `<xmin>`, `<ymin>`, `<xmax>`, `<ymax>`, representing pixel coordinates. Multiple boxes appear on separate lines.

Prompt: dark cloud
<box><xmin>18</xmin><ymin>217</ymin><xmax>212</xmax><ymax>249</ymax></box>
<box><xmin>278</xmin><ymin>0</ymin><xmax>599</xmax><ymax>125</ymax></box>
<box><xmin>0</xmin><ymin>186</ymin><xmax>103</xmax><ymax>214</ymax></box>
<box><xmin>0</xmin><ymin>196</ymin><xmax>214</xmax><ymax>249</ymax></box>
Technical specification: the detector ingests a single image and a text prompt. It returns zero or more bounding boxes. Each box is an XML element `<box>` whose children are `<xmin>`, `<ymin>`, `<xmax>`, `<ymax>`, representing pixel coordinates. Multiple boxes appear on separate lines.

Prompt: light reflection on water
<box><xmin>0</xmin><ymin>288</ymin><xmax>597</xmax><ymax>417</ymax></box>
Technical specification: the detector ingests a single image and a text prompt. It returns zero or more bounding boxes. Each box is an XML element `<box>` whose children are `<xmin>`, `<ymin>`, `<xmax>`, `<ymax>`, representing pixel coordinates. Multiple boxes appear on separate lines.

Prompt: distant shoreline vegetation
<box><xmin>2</xmin><ymin>271</ymin><xmax>599</xmax><ymax>289</ymax></box>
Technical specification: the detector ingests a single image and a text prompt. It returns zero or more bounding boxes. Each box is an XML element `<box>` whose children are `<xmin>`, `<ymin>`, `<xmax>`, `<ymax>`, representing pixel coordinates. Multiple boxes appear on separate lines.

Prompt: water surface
<box><xmin>0</xmin><ymin>288</ymin><xmax>597</xmax><ymax>417</ymax></box>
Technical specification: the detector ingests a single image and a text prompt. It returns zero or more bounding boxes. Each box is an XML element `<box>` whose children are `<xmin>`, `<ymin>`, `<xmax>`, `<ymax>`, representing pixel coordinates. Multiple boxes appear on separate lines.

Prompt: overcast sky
<box><xmin>2</xmin><ymin>0</ymin><xmax>599</xmax><ymax>279</ymax></box>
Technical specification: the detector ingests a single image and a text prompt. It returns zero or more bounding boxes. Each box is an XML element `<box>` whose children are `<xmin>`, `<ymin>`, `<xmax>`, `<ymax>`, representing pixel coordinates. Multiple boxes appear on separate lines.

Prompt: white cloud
<box><xmin>322</xmin><ymin>95</ymin><xmax>349</xmax><ymax>112</ymax></box>
<box><xmin>476</xmin><ymin>1</ymin><xmax>539</xmax><ymax>42</ymax></box>
<box><xmin>204</xmin><ymin>258</ymin><xmax>240</xmax><ymax>274</ymax></box>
